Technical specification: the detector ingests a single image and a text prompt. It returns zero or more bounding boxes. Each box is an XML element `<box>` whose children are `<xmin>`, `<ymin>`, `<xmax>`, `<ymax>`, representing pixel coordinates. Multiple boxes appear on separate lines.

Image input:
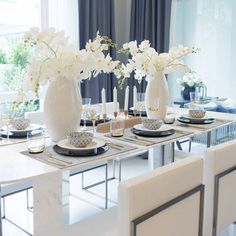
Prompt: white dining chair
<box><xmin>203</xmin><ymin>139</ymin><xmax>236</xmax><ymax>236</ymax></box>
<box><xmin>118</xmin><ymin>155</ymin><xmax>204</xmax><ymax>236</ymax></box>
<box><xmin>58</xmin><ymin>156</ymin><xmax>204</xmax><ymax>236</ymax></box>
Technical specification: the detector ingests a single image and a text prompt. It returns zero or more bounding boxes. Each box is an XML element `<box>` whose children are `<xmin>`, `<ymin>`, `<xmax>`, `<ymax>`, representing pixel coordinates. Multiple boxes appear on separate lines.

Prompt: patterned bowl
<box><xmin>142</xmin><ymin>118</ymin><xmax>163</xmax><ymax>130</ymax></box>
<box><xmin>67</xmin><ymin>132</ymin><xmax>93</xmax><ymax>148</ymax></box>
<box><xmin>11</xmin><ymin>118</ymin><xmax>30</xmax><ymax>130</ymax></box>
<box><xmin>188</xmin><ymin>109</ymin><xmax>206</xmax><ymax>119</ymax></box>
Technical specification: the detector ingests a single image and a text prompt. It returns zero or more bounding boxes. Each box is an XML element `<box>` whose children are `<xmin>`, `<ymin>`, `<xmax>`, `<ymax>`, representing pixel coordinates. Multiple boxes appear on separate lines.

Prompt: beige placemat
<box><xmin>0</xmin><ymin>137</ymin><xmax>27</xmax><ymax>147</ymax></box>
<box><xmin>105</xmin><ymin>128</ymin><xmax>193</xmax><ymax>147</ymax></box>
<box><xmin>21</xmin><ymin>141</ymin><xmax>138</xmax><ymax>169</ymax></box>
<box><xmin>173</xmin><ymin>119</ymin><xmax>234</xmax><ymax>131</ymax></box>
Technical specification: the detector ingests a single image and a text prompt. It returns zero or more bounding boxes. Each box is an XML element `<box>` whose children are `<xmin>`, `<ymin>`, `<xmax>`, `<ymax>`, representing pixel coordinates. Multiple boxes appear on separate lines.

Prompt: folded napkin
<box><xmin>96</xmin><ymin>116</ymin><xmax>142</xmax><ymax>133</ymax></box>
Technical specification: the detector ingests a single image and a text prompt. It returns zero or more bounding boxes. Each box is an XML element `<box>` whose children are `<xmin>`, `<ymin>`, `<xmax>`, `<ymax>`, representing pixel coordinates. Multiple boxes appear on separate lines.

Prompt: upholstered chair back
<box><xmin>204</xmin><ymin>139</ymin><xmax>236</xmax><ymax>236</ymax></box>
<box><xmin>118</xmin><ymin>156</ymin><xmax>204</xmax><ymax>236</ymax></box>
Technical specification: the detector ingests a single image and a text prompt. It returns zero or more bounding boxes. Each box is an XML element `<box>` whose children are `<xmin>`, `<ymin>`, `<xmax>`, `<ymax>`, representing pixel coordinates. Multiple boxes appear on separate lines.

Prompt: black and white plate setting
<box><xmin>131</xmin><ymin>124</ymin><xmax>175</xmax><ymax>137</ymax></box>
<box><xmin>1</xmin><ymin>124</ymin><xmax>44</xmax><ymax>138</ymax></box>
<box><xmin>177</xmin><ymin>115</ymin><xmax>215</xmax><ymax>125</ymax></box>
<box><xmin>53</xmin><ymin>138</ymin><xmax>109</xmax><ymax>157</ymax></box>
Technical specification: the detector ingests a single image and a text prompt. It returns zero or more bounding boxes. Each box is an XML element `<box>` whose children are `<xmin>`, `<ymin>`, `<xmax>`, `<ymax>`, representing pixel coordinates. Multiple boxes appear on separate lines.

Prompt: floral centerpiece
<box><xmin>177</xmin><ymin>73</ymin><xmax>202</xmax><ymax>100</ymax></box>
<box><xmin>115</xmin><ymin>40</ymin><xmax>198</xmax><ymax>119</ymax></box>
<box><xmin>23</xmin><ymin>27</ymin><xmax>119</xmax><ymax>141</ymax></box>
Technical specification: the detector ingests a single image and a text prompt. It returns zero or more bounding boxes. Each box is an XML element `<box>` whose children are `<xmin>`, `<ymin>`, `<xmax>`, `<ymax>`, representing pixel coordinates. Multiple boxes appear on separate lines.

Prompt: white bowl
<box><xmin>11</xmin><ymin>118</ymin><xmax>30</xmax><ymax>130</ymax></box>
<box><xmin>142</xmin><ymin>118</ymin><xmax>163</xmax><ymax>130</ymax></box>
<box><xmin>67</xmin><ymin>132</ymin><xmax>93</xmax><ymax>148</ymax></box>
<box><xmin>188</xmin><ymin>109</ymin><xmax>206</xmax><ymax>119</ymax></box>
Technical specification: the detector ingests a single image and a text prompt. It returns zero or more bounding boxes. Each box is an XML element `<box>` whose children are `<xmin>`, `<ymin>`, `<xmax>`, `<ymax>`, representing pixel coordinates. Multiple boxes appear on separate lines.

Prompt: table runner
<box><xmin>21</xmin><ymin>141</ymin><xmax>138</xmax><ymax>169</ymax></box>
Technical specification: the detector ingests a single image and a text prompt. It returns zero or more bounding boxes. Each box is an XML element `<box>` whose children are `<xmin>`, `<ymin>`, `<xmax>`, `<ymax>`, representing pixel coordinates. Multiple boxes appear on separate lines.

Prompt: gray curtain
<box><xmin>128</xmin><ymin>0</ymin><xmax>172</xmax><ymax>104</ymax></box>
<box><xmin>78</xmin><ymin>0</ymin><xmax>116</xmax><ymax>104</ymax></box>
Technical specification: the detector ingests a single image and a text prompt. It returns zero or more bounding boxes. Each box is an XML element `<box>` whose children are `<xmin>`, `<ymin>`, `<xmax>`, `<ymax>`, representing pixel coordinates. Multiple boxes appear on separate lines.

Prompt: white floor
<box><xmin>1</xmin><ymin>142</ymin><xmax>235</xmax><ymax>235</ymax></box>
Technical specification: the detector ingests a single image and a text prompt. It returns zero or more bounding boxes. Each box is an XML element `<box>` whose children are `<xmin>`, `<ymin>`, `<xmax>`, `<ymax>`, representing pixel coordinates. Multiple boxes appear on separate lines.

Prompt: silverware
<box><xmin>105</xmin><ymin>141</ymin><xmax>124</xmax><ymax>150</ymax></box>
<box><xmin>106</xmin><ymin>143</ymin><xmax>123</xmax><ymax>150</ymax></box>
<box><xmin>47</xmin><ymin>153</ymin><xmax>73</xmax><ymax>165</ymax></box>
<box><xmin>44</xmin><ymin>158</ymin><xmax>66</xmax><ymax>167</ymax></box>
<box><xmin>129</xmin><ymin>135</ymin><xmax>155</xmax><ymax>144</ymax></box>
<box><xmin>122</xmin><ymin>137</ymin><xmax>152</xmax><ymax>145</ymax></box>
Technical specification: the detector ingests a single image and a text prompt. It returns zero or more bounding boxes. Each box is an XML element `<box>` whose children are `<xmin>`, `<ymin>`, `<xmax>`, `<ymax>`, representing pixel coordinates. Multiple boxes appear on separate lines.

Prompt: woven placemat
<box><xmin>105</xmin><ymin>128</ymin><xmax>193</xmax><ymax>146</ymax></box>
<box><xmin>21</xmin><ymin>141</ymin><xmax>138</xmax><ymax>169</ymax></box>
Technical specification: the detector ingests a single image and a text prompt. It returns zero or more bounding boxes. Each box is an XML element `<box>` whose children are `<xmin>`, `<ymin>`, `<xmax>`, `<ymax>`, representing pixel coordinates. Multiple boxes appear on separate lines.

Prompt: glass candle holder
<box><xmin>110</xmin><ymin>118</ymin><xmax>125</xmax><ymax>137</ymax></box>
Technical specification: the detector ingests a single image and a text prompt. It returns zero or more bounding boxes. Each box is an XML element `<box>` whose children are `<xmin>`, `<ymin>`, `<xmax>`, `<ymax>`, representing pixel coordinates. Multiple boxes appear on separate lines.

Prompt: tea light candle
<box><xmin>133</xmin><ymin>86</ymin><xmax>137</xmax><ymax>110</ymax></box>
<box><xmin>101</xmin><ymin>88</ymin><xmax>106</xmax><ymax>115</ymax></box>
<box><xmin>113</xmin><ymin>87</ymin><xmax>118</xmax><ymax>113</ymax></box>
<box><xmin>124</xmin><ymin>86</ymin><xmax>129</xmax><ymax>111</ymax></box>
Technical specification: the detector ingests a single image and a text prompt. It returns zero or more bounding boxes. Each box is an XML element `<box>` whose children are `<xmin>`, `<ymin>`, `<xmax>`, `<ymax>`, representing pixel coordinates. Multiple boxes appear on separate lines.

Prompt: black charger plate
<box><xmin>128</xmin><ymin>110</ymin><xmax>147</xmax><ymax>117</ymax></box>
<box><xmin>53</xmin><ymin>144</ymin><xmax>109</xmax><ymax>157</ymax></box>
<box><xmin>0</xmin><ymin>128</ymin><xmax>44</xmax><ymax>139</ymax></box>
<box><xmin>177</xmin><ymin>116</ymin><xmax>215</xmax><ymax>125</ymax></box>
<box><xmin>131</xmin><ymin>128</ymin><xmax>175</xmax><ymax>137</ymax></box>
<box><xmin>80</xmin><ymin>118</ymin><xmax>110</xmax><ymax>126</ymax></box>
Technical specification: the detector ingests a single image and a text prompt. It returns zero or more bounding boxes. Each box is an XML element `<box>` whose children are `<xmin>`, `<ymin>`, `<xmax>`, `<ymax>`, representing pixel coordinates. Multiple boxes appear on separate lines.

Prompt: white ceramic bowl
<box><xmin>11</xmin><ymin>118</ymin><xmax>30</xmax><ymax>130</ymax></box>
<box><xmin>142</xmin><ymin>118</ymin><xmax>163</xmax><ymax>130</ymax></box>
<box><xmin>188</xmin><ymin>109</ymin><xmax>206</xmax><ymax>119</ymax></box>
<box><xmin>67</xmin><ymin>132</ymin><xmax>93</xmax><ymax>148</ymax></box>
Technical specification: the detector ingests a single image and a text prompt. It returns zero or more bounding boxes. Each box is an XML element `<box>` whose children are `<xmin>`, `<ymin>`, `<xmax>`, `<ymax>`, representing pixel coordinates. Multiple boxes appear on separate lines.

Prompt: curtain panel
<box><xmin>78</xmin><ymin>0</ymin><xmax>116</xmax><ymax>104</ymax></box>
<box><xmin>128</xmin><ymin>0</ymin><xmax>172</xmax><ymax>99</ymax></box>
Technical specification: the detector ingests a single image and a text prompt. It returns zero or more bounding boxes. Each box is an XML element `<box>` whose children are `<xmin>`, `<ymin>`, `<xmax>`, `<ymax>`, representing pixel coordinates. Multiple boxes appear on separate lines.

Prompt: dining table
<box><xmin>0</xmin><ymin>107</ymin><xmax>235</xmax><ymax>236</ymax></box>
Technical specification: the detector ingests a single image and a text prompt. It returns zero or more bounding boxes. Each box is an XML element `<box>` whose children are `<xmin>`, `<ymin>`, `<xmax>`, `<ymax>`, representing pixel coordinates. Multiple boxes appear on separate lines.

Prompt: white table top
<box><xmin>0</xmin><ymin>107</ymin><xmax>235</xmax><ymax>184</ymax></box>
<box><xmin>0</xmin><ymin>142</ymin><xmax>58</xmax><ymax>184</ymax></box>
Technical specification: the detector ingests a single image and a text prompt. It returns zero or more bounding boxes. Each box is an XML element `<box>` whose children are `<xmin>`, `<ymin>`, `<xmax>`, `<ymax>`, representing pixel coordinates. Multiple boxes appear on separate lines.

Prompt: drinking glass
<box><xmin>137</xmin><ymin>93</ymin><xmax>145</xmax><ymax>116</ymax></box>
<box><xmin>87</xmin><ymin>108</ymin><xmax>100</xmax><ymax>135</ymax></box>
<box><xmin>190</xmin><ymin>92</ymin><xmax>200</xmax><ymax>103</ymax></box>
<box><xmin>81</xmin><ymin>98</ymin><xmax>91</xmax><ymax>131</ymax></box>
<box><xmin>110</xmin><ymin>118</ymin><xmax>125</xmax><ymax>137</ymax></box>
<box><xmin>190</xmin><ymin>92</ymin><xmax>200</xmax><ymax>109</ymax></box>
<box><xmin>0</xmin><ymin>102</ymin><xmax>13</xmax><ymax>143</ymax></box>
<box><xmin>27</xmin><ymin>132</ymin><xmax>45</xmax><ymax>154</ymax></box>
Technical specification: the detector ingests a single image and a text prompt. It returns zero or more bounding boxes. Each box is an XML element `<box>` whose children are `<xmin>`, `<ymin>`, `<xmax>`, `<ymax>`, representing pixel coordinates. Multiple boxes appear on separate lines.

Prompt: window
<box><xmin>0</xmin><ymin>0</ymin><xmax>41</xmax><ymax>115</ymax></box>
<box><xmin>169</xmin><ymin>0</ymin><xmax>236</xmax><ymax>103</ymax></box>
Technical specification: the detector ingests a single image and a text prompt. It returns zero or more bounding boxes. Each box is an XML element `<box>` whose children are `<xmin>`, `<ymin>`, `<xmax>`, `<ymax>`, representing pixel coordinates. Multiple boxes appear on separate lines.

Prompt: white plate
<box><xmin>1</xmin><ymin>124</ymin><xmax>41</xmax><ymax>133</ymax></box>
<box><xmin>133</xmin><ymin>124</ymin><xmax>172</xmax><ymax>132</ymax></box>
<box><xmin>57</xmin><ymin>138</ymin><xmax>106</xmax><ymax>151</ymax></box>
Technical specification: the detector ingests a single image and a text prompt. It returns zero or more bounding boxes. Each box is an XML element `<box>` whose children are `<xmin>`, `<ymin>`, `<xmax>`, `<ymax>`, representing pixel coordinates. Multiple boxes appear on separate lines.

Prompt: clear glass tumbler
<box><xmin>110</xmin><ymin>118</ymin><xmax>125</xmax><ymax>137</ymax></box>
<box><xmin>27</xmin><ymin>132</ymin><xmax>45</xmax><ymax>154</ymax></box>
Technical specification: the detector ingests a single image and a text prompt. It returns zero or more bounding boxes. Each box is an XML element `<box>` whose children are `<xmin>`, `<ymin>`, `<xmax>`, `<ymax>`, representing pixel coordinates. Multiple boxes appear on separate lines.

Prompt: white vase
<box><xmin>145</xmin><ymin>71</ymin><xmax>169</xmax><ymax>120</ymax></box>
<box><xmin>44</xmin><ymin>77</ymin><xmax>82</xmax><ymax>141</ymax></box>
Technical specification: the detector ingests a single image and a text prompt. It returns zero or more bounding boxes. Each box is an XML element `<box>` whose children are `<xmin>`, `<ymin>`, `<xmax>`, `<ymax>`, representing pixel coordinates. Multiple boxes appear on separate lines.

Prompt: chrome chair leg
<box><xmin>112</xmin><ymin>159</ymin><xmax>116</xmax><ymax>178</ymax></box>
<box><xmin>189</xmin><ymin>138</ymin><xmax>192</xmax><ymax>152</ymax></box>
<box><xmin>118</xmin><ymin>159</ymin><xmax>122</xmax><ymax>182</ymax></box>
<box><xmin>105</xmin><ymin>164</ymin><xmax>108</xmax><ymax>209</ymax></box>
<box><xmin>2</xmin><ymin>198</ymin><xmax>5</xmax><ymax>219</ymax></box>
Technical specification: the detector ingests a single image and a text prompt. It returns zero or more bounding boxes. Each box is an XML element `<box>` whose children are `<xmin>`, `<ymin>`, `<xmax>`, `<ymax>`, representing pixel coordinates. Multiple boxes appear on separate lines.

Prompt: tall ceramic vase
<box><xmin>145</xmin><ymin>71</ymin><xmax>169</xmax><ymax>120</ymax></box>
<box><xmin>44</xmin><ymin>77</ymin><xmax>82</xmax><ymax>141</ymax></box>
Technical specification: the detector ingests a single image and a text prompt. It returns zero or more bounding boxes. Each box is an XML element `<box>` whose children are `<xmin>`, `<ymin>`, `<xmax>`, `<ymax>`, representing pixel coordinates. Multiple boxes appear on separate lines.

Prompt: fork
<box><xmin>47</xmin><ymin>153</ymin><xmax>73</xmax><ymax>165</ymax></box>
